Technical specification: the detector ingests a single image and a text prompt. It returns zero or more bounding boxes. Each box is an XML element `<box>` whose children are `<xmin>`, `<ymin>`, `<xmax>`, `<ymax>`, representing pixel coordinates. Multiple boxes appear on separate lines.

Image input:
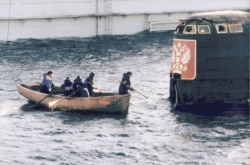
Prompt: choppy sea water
<box><xmin>0</xmin><ymin>31</ymin><xmax>249</xmax><ymax>165</ymax></box>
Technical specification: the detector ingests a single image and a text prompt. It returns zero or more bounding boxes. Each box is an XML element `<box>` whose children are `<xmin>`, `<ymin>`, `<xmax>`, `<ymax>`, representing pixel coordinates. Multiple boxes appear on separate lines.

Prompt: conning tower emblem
<box><xmin>171</xmin><ymin>39</ymin><xmax>196</xmax><ymax>80</ymax></box>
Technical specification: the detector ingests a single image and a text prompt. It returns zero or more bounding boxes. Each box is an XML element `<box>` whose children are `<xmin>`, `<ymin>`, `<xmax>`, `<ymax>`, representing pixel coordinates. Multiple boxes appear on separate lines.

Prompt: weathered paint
<box><xmin>17</xmin><ymin>83</ymin><xmax>131</xmax><ymax>115</ymax></box>
<box><xmin>171</xmin><ymin>39</ymin><xmax>197</xmax><ymax>80</ymax></box>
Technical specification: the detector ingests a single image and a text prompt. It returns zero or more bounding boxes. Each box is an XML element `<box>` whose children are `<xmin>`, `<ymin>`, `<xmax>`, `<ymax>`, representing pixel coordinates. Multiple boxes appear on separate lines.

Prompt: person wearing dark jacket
<box><xmin>73</xmin><ymin>76</ymin><xmax>89</xmax><ymax>97</ymax></box>
<box><xmin>119</xmin><ymin>71</ymin><xmax>134</xmax><ymax>94</ymax></box>
<box><xmin>84</xmin><ymin>72</ymin><xmax>95</xmax><ymax>97</ymax></box>
<box><xmin>40</xmin><ymin>71</ymin><xmax>54</xmax><ymax>94</ymax></box>
<box><xmin>61</xmin><ymin>77</ymin><xmax>73</xmax><ymax>96</ymax></box>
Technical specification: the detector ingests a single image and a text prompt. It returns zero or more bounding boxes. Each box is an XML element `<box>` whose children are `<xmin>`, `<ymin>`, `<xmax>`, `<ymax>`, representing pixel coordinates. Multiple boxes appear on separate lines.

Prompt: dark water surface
<box><xmin>0</xmin><ymin>32</ymin><xmax>249</xmax><ymax>165</ymax></box>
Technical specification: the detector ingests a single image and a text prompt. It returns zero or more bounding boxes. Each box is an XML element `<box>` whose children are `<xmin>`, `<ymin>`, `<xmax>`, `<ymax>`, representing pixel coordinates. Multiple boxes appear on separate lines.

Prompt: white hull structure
<box><xmin>0</xmin><ymin>0</ymin><xmax>248</xmax><ymax>41</ymax></box>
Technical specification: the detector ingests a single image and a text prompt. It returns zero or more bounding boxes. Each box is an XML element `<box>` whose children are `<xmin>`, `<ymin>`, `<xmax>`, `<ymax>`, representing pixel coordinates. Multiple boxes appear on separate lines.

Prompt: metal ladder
<box><xmin>104</xmin><ymin>0</ymin><xmax>113</xmax><ymax>35</ymax></box>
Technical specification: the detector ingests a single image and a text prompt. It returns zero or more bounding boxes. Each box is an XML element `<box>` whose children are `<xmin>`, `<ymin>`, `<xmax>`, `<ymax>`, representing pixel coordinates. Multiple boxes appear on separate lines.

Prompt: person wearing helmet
<box><xmin>84</xmin><ymin>72</ymin><xmax>95</xmax><ymax>97</ymax></box>
<box><xmin>119</xmin><ymin>71</ymin><xmax>134</xmax><ymax>94</ymax></box>
<box><xmin>40</xmin><ymin>71</ymin><xmax>55</xmax><ymax>94</ymax></box>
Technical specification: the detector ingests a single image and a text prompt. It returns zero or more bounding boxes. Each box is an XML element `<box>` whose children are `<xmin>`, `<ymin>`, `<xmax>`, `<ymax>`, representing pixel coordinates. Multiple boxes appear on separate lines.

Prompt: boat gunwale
<box><xmin>16</xmin><ymin>83</ymin><xmax>131</xmax><ymax>114</ymax></box>
<box><xmin>17</xmin><ymin>83</ymin><xmax>130</xmax><ymax>100</ymax></box>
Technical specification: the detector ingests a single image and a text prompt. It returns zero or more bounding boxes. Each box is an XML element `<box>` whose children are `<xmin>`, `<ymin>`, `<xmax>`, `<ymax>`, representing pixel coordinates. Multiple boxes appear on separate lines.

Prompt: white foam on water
<box><xmin>0</xmin><ymin>103</ymin><xmax>19</xmax><ymax>117</ymax></box>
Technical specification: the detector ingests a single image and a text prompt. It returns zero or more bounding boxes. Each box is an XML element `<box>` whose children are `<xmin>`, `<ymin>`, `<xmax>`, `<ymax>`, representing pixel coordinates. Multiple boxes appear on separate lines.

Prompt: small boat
<box><xmin>17</xmin><ymin>82</ymin><xmax>131</xmax><ymax>115</ymax></box>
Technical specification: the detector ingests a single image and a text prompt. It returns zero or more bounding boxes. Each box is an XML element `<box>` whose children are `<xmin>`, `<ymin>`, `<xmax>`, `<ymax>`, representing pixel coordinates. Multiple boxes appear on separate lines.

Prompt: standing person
<box><xmin>61</xmin><ymin>77</ymin><xmax>73</xmax><ymax>96</ymax></box>
<box><xmin>40</xmin><ymin>71</ymin><xmax>54</xmax><ymax>94</ymax></box>
<box><xmin>73</xmin><ymin>76</ymin><xmax>89</xmax><ymax>97</ymax></box>
<box><xmin>119</xmin><ymin>71</ymin><xmax>134</xmax><ymax>94</ymax></box>
<box><xmin>84</xmin><ymin>72</ymin><xmax>95</xmax><ymax>97</ymax></box>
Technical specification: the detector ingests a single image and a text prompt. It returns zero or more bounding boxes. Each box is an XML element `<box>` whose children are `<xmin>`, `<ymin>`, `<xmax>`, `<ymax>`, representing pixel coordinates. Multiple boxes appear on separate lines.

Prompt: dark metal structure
<box><xmin>169</xmin><ymin>10</ymin><xmax>249</xmax><ymax>110</ymax></box>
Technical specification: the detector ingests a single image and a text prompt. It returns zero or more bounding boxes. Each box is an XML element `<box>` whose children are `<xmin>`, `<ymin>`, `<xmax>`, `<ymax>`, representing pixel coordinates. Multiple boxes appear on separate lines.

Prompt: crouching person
<box><xmin>74</xmin><ymin>86</ymin><xmax>89</xmax><ymax>97</ymax></box>
<box><xmin>73</xmin><ymin>76</ymin><xmax>89</xmax><ymax>97</ymax></box>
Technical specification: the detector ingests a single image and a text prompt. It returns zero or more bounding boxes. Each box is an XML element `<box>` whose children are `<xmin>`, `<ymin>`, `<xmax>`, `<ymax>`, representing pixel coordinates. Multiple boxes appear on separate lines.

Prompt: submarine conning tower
<box><xmin>169</xmin><ymin>10</ymin><xmax>250</xmax><ymax>109</ymax></box>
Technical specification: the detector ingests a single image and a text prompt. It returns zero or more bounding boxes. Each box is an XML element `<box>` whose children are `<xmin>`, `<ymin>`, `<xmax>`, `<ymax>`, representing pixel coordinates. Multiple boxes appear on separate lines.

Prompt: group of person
<box><xmin>39</xmin><ymin>70</ymin><xmax>134</xmax><ymax>97</ymax></box>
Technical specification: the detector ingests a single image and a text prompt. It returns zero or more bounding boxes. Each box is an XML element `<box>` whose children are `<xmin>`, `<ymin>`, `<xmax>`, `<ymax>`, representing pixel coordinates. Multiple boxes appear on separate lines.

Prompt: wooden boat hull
<box><xmin>17</xmin><ymin>83</ymin><xmax>131</xmax><ymax>115</ymax></box>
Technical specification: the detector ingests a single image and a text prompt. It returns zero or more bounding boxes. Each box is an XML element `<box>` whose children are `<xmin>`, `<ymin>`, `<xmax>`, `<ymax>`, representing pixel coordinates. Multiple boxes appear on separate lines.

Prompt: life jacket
<box><xmin>62</xmin><ymin>80</ymin><xmax>73</xmax><ymax>96</ymax></box>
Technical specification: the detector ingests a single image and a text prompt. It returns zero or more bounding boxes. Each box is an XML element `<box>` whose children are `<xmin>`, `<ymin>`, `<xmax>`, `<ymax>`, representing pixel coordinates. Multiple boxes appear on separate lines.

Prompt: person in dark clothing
<box><xmin>73</xmin><ymin>76</ymin><xmax>89</xmax><ymax>97</ymax></box>
<box><xmin>84</xmin><ymin>72</ymin><xmax>95</xmax><ymax>97</ymax></box>
<box><xmin>40</xmin><ymin>71</ymin><xmax>54</xmax><ymax>94</ymax></box>
<box><xmin>119</xmin><ymin>71</ymin><xmax>134</xmax><ymax>94</ymax></box>
<box><xmin>61</xmin><ymin>77</ymin><xmax>73</xmax><ymax>96</ymax></box>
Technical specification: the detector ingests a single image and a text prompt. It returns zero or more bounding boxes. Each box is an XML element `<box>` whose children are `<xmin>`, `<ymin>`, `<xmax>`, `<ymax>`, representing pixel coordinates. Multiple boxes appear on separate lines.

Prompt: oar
<box><xmin>132</xmin><ymin>88</ymin><xmax>148</xmax><ymax>99</ymax></box>
<box><xmin>48</xmin><ymin>92</ymin><xmax>76</xmax><ymax>110</ymax></box>
<box><xmin>48</xmin><ymin>97</ymin><xmax>67</xmax><ymax>110</ymax></box>
<box><xmin>27</xmin><ymin>94</ymin><xmax>51</xmax><ymax>110</ymax></box>
<box><xmin>48</xmin><ymin>83</ymin><xmax>101</xmax><ymax>109</ymax></box>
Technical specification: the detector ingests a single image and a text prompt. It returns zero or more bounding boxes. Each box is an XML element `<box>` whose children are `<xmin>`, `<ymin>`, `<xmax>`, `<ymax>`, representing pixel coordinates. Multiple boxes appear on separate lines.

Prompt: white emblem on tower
<box><xmin>171</xmin><ymin>39</ymin><xmax>196</xmax><ymax>80</ymax></box>
<box><xmin>172</xmin><ymin>42</ymin><xmax>191</xmax><ymax>73</ymax></box>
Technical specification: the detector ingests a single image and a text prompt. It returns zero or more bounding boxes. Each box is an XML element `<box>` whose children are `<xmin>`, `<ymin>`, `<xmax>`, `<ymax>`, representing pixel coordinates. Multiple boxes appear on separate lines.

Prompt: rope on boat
<box><xmin>174</xmin><ymin>84</ymin><xmax>178</xmax><ymax>108</ymax></box>
<box><xmin>173</xmin><ymin>80</ymin><xmax>183</xmax><ymax>108</ymax></box>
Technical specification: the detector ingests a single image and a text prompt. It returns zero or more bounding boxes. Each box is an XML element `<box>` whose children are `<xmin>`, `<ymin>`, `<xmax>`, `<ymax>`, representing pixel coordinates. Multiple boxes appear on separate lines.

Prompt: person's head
<box><xmin>127</xmin><ymin>71</ymin><xmax>132</xmax><ymax>77</ymax></box>
<box><xmin>77</xmin><ymin>76</ymin><xmax>80</xmax><ymax>79</ymax></box>
<box><xmin>64</xmin><ymin>77</ymin><xmax>70</xmax><ymax>83</ymax></box>
<box><xmin>89</xmin><ymin>72</ymin><xmax>95</xmax><ymax>78</ymax></box>
<box><xmin>47</xmin><ymin>71</ymin><xmax>53</xmax><ymax>75</ymax></box>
